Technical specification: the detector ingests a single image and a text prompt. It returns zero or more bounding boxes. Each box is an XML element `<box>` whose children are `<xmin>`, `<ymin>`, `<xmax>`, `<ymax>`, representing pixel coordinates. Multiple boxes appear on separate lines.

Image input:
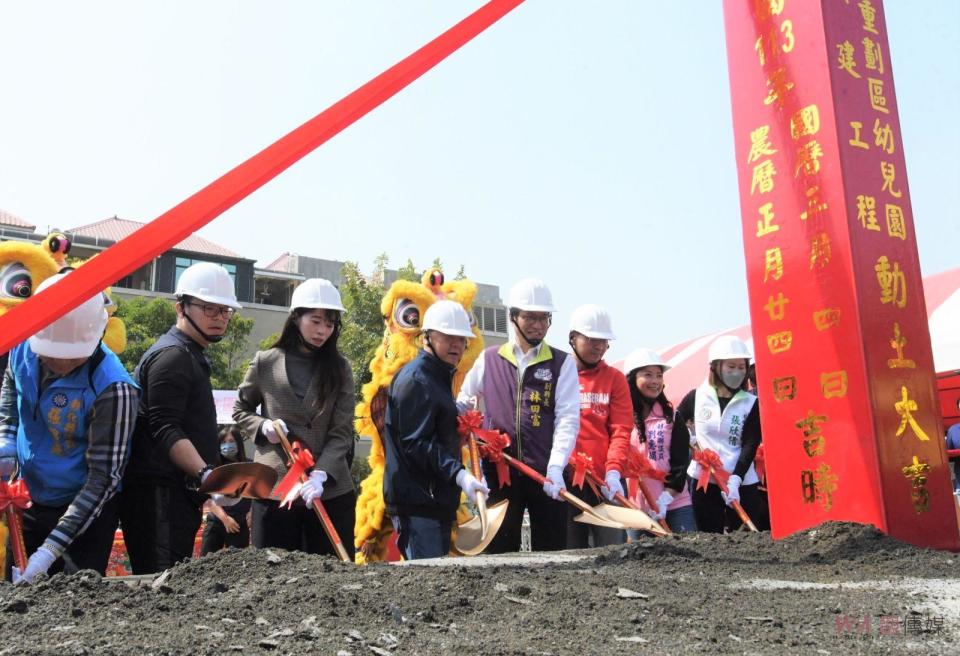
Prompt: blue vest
<box><xmin>10</xmin><ymin>342</ymin><xmax>136</xmax><ymax>506</ymax></box>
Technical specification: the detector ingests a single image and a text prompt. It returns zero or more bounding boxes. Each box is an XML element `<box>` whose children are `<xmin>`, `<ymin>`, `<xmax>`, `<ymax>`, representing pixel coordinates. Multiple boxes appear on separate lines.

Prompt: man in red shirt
<box><xmin>565</xmin><ymin>304</ymin><xmax>633</xmax><ymax>547</ymax></box>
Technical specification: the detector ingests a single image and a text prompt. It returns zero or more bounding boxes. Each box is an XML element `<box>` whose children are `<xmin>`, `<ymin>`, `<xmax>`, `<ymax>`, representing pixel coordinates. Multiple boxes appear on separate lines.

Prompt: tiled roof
<box><xmin>66</xmin><ymin>217</ymin><xmax>243</xmax><ymax>259</ymax></box>
<box><xmin>263</xmin><ymin>252</ymin><xmax>296</xmax><ymax>272</ymax></box>
<box><xmin>0</xmin><ymin>209</ymin><xmax>36</xmax><ymax>231</ymax></box>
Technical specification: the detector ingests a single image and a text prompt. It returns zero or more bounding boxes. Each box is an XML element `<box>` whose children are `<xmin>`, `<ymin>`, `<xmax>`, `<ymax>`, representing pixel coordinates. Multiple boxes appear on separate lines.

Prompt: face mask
<box><xmin>721</xmin><ymin>370</ymin><xmax>746</xmax><ymax>390</ymax></box>
<box><xmin>220</xmin><ymin>442</ymin><xmax>238</xmax><ymax>459</ymax></box>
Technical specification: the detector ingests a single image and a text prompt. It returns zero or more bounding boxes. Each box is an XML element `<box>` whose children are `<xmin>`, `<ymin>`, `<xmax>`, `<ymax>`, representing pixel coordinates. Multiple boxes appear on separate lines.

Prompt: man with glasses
<box><xmin>457</xmin><ymin>278</ymin><xmax>579</xmax><ymax>552</ymax></box>
<box><xmin>120</xmin><ymin>262</ymin><xmax>242</xmax><ymax>573</ymax></box>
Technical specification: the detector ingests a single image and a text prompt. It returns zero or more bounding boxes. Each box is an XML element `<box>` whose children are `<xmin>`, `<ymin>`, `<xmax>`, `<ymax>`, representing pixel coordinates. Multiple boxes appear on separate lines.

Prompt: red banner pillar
<box><xmin>722</xmin><ymin>0</ymin><xmax>958</xmax><ymax>549</ymax></box>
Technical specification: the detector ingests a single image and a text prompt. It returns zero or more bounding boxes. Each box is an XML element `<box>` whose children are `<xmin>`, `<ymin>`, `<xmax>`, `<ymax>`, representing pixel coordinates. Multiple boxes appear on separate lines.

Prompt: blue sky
<box><xmin>0</xmin><ymin>1</ymin><xmax>956</xmax><ymax>360</ymax></box>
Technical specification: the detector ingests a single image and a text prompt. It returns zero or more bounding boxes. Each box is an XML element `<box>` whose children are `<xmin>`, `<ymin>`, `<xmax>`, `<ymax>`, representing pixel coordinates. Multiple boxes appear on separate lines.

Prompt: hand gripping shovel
<box><xmin>199</xmin><ymin>462</ymin><xmax>278</xmax><ymax>499</ymax></box>
<box><xmin>453</xmin><ymin>433</ymin><xmax>508</xmax><ymax>555</ymax></box>
<box><xmin>272</xmin><ymin>421</ymin><xmax>352</xmax><ymax>562</ymax></box>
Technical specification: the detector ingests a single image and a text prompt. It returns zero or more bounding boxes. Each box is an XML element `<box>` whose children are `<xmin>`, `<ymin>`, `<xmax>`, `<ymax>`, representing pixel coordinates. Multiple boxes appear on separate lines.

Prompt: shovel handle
<box><xmin>731</xmin><ymin>500</ymin><xmax>759</xmax><ymax>532</ymax></box>
<box><xmin>5</xmin><ymin>506</ymin><xmax>28</xmax><ymax>571</ymax></box>
<box><xmin>497</xmin><ymin>451</ymin><xmax>600</xmax><ymax>517</ymax></box>
<box><xmin>273</xmin><ymin>421</ymin><xmax>352</xmax><ymax>562</ymax></box>
<box><xmin>468</xmin><ymin>434</ymin><xmax>483</xmax><ymax>480</ymax></box>
<box><xmin>583</xmin><ymin>468</ymin><xmax>672</xmax><ymax>535</ymax></box>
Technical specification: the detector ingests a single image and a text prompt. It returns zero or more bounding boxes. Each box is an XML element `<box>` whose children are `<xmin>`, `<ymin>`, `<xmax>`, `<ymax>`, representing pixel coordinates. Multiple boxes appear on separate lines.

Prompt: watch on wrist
<box><xmin>188</xmin><ymin>464</ymin><xmax>214</xmax><ymax>491</ymax></box>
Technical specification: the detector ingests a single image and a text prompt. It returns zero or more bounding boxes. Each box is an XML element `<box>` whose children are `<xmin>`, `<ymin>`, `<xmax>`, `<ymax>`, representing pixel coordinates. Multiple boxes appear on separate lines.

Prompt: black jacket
<box><xmin>383</xmin><ymin>350</ymin><xmax>465</xmax><ymax>520</ymax></box>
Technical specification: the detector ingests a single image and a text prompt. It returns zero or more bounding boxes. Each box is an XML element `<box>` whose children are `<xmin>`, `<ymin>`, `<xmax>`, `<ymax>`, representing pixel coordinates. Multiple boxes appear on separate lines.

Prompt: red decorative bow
<box><xmin>568</xmin><ymin>452</ymin><xmax>595</xmax><ymax>489</ymax></box>
<box><xmin>692</xmin><ymin>448</ymin><xmax>730</xmax><ymax>493</ymax></box>
<box><xmin>0</xmin><ymin>479</ymin><xmax>31</xmax><ymax>512</ymax></box>
<box><xmin>459</xmin><ymin>410</ymin><xmax>512</xmax><ymax>488</ymax></box>
<box><xmin>624</xmin><ymin>448</ymin><xmax>666</xmax><ymax>483</ymax></box>
<box><xmin>275</xmin><ymin>441</ymin><xmax>315</xmax><ymax>507</ymax></box>
<box><xmin>457</xmin><ymin>410</ymin><xmax>484</xmax><ymax>438</ymax></box>
<box><xmin>754</xmin><ymin>444</ymin><xmax>767</xmax><ymax>488</ymax></box>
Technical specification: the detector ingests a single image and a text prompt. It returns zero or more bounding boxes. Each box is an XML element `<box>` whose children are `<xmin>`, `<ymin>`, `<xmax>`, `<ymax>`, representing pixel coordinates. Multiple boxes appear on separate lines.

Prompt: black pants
<box><xmin>200</xmin><ymin>515</ymin><xmax>250</xmax><ymax>556</ymax></box>
<box><xmin>565</xmin><ymin>481</ymin><xmax>626</xmax><ymax>549</ymax></box>
<box><xmin>484</xmin><ymin>467</ymin><xmax>567</xmax><ymax>553</ymax></box>
<box><xmin>4</xmin><ymin>495</ymin><xmax>120</xmax><ymax>580</ymax></box>
<box><xmin>251</xmin><ymin>491</ymin><xmax>356</xmax><ymax>561</ymax></box>
<box><xmin>692</xmin><ymin>482</ymin><xmax>771</xmax><ymax>533</ymax></box>
<box><xmin>119</xmin><ymin>483</ymin><xmax>202</xmax><ymax>574</ymax></box>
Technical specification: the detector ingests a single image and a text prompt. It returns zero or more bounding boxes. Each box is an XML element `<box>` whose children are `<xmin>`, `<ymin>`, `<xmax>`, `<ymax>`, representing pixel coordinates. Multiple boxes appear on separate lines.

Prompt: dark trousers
<box><xmin>200</xmin><ymin>516</ymin><xmax>250</xmax><ymax>556</ymax></box>
<box><xmin>251</xmin><ymin>491</ymin><xmax>356</xmax><ymax>561</ymax></box>
<box><xmin>395</xmin><ymin>516</ymin><xmax>452</xmax><ymax>560</ymax></box>
<box><xmin>4</xmin><ymin>495</ymin><xmax>120</xmax><ymax>580</ymax></box>
<box><xmin>692</xmin><ymin>482</ymin><xmax>771</xmax><ymax>533</ymax></box>
<box><xmin>119</xmin><ymin>483</ymin><xmax>202</xmax><ymax>574</ymax></box>
<box><xmin>565</xmin><ymin>481</ymin><xmax>625</xmax><ymax>549</ymax></box>
<box><xmin>484</xmin><ymin>467</ymin><xmax>567</xmax><ymax>553</ymax></box>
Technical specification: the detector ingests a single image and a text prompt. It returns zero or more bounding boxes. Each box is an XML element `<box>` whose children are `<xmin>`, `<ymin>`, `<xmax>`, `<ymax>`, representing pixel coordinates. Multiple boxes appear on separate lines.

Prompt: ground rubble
<box><xmin>1</xmin><ymin>522</ymin><xmax>957</xmax><ymax>655</ymax></box>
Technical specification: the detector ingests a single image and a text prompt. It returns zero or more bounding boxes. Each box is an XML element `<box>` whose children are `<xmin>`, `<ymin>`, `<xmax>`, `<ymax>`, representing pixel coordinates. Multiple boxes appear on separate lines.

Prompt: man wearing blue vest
<box><xmin>457</xmin><ymin>278</ymin><xmax>580</xmax><ymax>552</ymax></box>
<box><xmin>0</xmin><ymin>273</ymin><xmax>138</xmax><ymax>583</ymax></box>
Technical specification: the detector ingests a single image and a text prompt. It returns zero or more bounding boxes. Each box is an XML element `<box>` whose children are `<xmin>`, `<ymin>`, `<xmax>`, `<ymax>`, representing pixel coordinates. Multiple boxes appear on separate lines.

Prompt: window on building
<box><xmin>473</xmin><ymin>305</ymin><xmax>508</xmax><ymax>335</ymax></box>
<box><xmin>175</xmin><ymin>257</ymin><xmax>236</xmax><ymax>287</ymax></box>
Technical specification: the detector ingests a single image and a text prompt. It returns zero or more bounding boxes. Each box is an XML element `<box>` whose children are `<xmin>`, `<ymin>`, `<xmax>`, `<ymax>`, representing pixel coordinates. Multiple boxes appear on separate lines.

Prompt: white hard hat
<box><xmin>506</xmin><ymin>278</ymin><xmax>555</xmax><ymax>313</ymax></box>
<box><xmin>28</xmin><ymin>273</ymin><xmax>108</xmax><ymax>359</ymax></box>
<box><xmin>623</xmin><ymin>347</ymin><xmax>671</xmax><ymax>374</ymax></box>
<box><xmin>568</xmin><ymin>304</ymin><xmax>616</xmax><ymax>340</ymax></box>
<box><xmin>708</xmin><ymin>334</ymin><xmax>753</xmax><ymax>363</ymax></box>
<box><xmin>290</xmin><ymin>278</ymin><xmax>346</xmax><ymax>313</ymax></box>
<box><xmin>421</xmin><ymin>300</ymin><xmax>475</xmax><ymax>338</ymax></box>
<box><xmin>175</xmin><ymin>262</ymin><xmax>240</xmax><ymax>310</ymax></box>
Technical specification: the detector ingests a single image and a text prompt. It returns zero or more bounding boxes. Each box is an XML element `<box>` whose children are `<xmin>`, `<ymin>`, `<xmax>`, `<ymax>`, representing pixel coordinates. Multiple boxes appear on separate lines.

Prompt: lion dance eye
<box><xmin>0</xmin><ymin>263</ymin><xmax>32</xmax><ymax>299</ymax></box>
<box><xmin>393</xmin><ymin>299</ymin><xmax>421</xmax><ymax>329</ymax></box>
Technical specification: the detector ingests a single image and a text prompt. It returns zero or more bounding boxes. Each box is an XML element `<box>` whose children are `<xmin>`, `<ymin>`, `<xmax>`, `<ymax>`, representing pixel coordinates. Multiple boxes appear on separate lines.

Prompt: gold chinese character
<box><xmin>529</xmin><ymin>391</ymin><xmax>542</xmax><ymax>403</ymax></box>
<box><xmin>857</xmin><ymin>194</ymin><xmax>880</xmax><ymax>231</ymax></box>
<box><xmin>885</xmin><ymin>204</ymin><xmax>906</xmax><ymax>240</ymax></box>
<box><xmin>858</xmin><ymin>0</ymin><xmax>880</xmax><ymax>35</ymax></box>
<box><xmin>790</xmin><ymin>105</ymin><xmax>820</xmax><ymax>140</ymax></box>
<box><xmin>772</xmin><ymin>375</ymin><xmax>797</xmax><ymax>402</ymax></box>
<box><xmin>872</xmin><ymin>119</ymin><xmax>894</xmax><ymax>154</ymax></box>
<box><xmin>751</xmin><ymin>160</ymin><xmax>777</xmax><ymax>195</ymax></box>
<box><xmin>868</xmin><ymin>77</ymin><xmax>889</xmax><ymax>114</ymax></box>
<box><xmin>754</xmin><ymin>0</ymin><xmax>785</xmax><ymax>20</ymax></box>
<box><xmin>894</xmin><ymin>386</ymin><xmax>930</xmax><ymax>442</ymax></box>
<box><xmin>880</xmin><ymin>161</ymin><xmax>903</xmax><ymax>198</ymax></box>
<box><xmin>767</xmin><ymin>330</ymin><xmax>793</xmax><ymax>354</ymax></box>
<box><xmin>813</xmin><ymin>463</ymin><xmax>839</xmax><ymax>510</ymax></box>
<box><xmin>809</xmin><ymin>232</ymin><xmax>831</xmax><ymax>269</ymax></box>
<box><xmin>849</xmin><ymin>121</ymin><xmax>869</xmax><ymax>149</ymax></box>
<box><xmin>747</xmin><ymin>126</ymin><xmax>778</xmax><ymax>163</ymax></box>
<box><xmin>862</xmin><ymin>37</ymin><xmax>884</xmax><ymax>74</ymax></box>
<box><xmin>875</xmin><ymin>255</ymin><xmax>907</xmax><ymax>308</ymax></box>
<box><xmin>821</xmin><ymin>370</ymin><xmax>848</xmax><ymax>399</ymax></box>
<box><xmin>756</xmin><ymin>202</ymin><xmax>779</xmax><ymax>237</ymax></box>
<box><xmin>796</xmin><ymin>140</ymin><xmax>824</xmax><ymax>177</ymax></box>
<box><xmin>886</xmin><ymin>322</ymin><xmax>916</xmax><ymax>369</ymax></box>
<box><xmin>764</xmin><ymin>67</ymin><xmax>795</xmax><ymax>107</ymax></box>
<box><xmin>813</xmin><ymin>307</ymin><xmax>841</xmax><ymax>331</ymax></box>
<box><xmin>764</xmin><ymin>292</ymin><xmax>790</xmax><ymax>321</ymax></box>
<box><xmin>764</xmin><ymin>247</ymin><xmax>784</xmax><ymax>282</ymax></box>
<box><xmin>800</xmin><ymin>185</ymin><xmax>829</xmax><ymax>221</ymax></box>
<box><xmin>795</xmin><ymin>410</ymin><xmax>827</xmax><ymax>458</ymax></box>
<box><xmin>901</xmin><ymin>455</ymin><xmax>930</xmax><ymax>514</ymax></box>
<box><xmin>837</xmin><ymin>40</ymin><xmax>861</xmax><ymax>78</ymax></box>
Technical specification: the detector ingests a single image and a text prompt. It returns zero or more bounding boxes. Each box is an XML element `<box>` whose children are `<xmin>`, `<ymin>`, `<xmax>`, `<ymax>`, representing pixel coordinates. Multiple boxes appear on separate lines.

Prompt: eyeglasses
<box><xmin>187</xmin><ymin>302</ymin><xmax>236</xmax><ymax>319</ymax></box>
<box><xmin>518</xmin><ymin>312</ymin><xmax>552</xmax><ymax>325</ymax></box>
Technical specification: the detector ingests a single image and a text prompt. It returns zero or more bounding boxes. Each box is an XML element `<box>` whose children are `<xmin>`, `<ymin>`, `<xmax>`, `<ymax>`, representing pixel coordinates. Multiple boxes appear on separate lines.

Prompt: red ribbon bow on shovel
<box><xmin>624</xmin><ymin>447</ymin><xmax>666</xmax><ymax>483</ymax></box>
<box><xmin>0</xmin><ymin>479</ymin><xmax>31</xmax><ymax>512</ymax></box>
<box><xmin>457</xmin><ymin>410</ymin><xmax>511</xmax><ymax>488</ymax></box>
<box><xmin>692</xmin><ymin>448</ymin><xmax>730</xmax><ymax>492</ymax></box>
<box><xmin>568</xmin><ymin>451</ymin><xmax>595</xmax><ymax>490</ymax></box>
<box><xmin>275</xmin><ymin>441</ymin><xmax>315</xmax><ymax>508</ymax></box>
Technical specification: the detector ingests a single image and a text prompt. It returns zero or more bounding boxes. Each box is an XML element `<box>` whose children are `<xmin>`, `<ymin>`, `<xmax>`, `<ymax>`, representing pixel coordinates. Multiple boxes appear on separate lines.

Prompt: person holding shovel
<box><xmin>383</xmin><ymin>300</ymin><xmax>488</xmax><ymax>560</ymax></box>
<box><xmin>564</xmin><ymin>304</ymin><xmax>632</xmax><ymax>547</ymax></box>
<box><xmin>233</xmin><ymin>278</ymin><xmax>356</xmax><ymax>559</ymax></box>
<box><xmin>1</xmin><ymin>273</ymin><xmax>138</xmax><ymax>582</ymax></box>
<box><xmin>674</xmin><ymin>335</ymin><xmax>769</xmax><ymax>533</ymax></box>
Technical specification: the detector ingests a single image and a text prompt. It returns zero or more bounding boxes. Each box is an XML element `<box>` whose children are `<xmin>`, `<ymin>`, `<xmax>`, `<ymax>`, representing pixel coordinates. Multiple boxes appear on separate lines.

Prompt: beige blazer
<box><xmin>233</xmin><ymin>347</ymin><xmax>355</xmax><ymax>500</ymax></box>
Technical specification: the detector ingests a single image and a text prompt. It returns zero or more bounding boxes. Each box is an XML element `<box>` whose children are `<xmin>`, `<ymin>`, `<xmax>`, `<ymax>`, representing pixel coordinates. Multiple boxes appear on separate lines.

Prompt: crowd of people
<box><xmin>1</xmin><ymin>262</ymin><xmax>771</xmax><ymax>581</ymax></box>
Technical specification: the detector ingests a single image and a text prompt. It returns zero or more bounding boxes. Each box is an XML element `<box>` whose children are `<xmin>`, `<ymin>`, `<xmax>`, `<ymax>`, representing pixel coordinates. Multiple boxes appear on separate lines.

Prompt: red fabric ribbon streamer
<box><xmin>459</xmin><ymin>410</ymin><xmax>512</xmax><ymax>488</ymax></box>
<box><xmin>754</xmin><ymin>444</ymin><xmax>767</xmax><ymax>488</ymax></box>
<box><xmin>0</xmin><ymin>479</ymin><xmax>31</xmax><ymax>512</ymax></box>
<box><xmin>693</xmin><ymin>448</ymin><xmax>731</xmax><ymax>493</ymax></box>
<box><xmin>275</xmin><ymin>441</ymin><xmax>315</xmax><ymax>505</ymax></box>
<box><xmin>568</xmin><ymin>451</ymin><xmax>594</xmax><ymax>490</ymax></box>
<box><xmin>624</xmin><ymin>448</ymin><xmax>666</xmax><ymax>483</ymax></box>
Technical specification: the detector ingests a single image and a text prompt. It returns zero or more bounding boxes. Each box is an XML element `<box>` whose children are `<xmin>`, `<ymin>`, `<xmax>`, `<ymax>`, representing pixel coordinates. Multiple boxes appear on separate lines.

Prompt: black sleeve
<box><xmin>665</xmin><ymin>412</ymin><xmax>691</xmax><ymax>493</ymax></box>
<box><xmin>733</xmin><ymin>401</ymin><xmax>762</xmax><ymax>479</ymax></box>
<box><xmin>675</xmin><ymin>389</ymin><xmax>697</xmax><ymax>425</ymax></box>
<box><xmin>143</xmin><ymin>347</ymin><xmax>195</xmax><ymax>455</ymax></box>
<box><xmin>392</xmin><ymin>373</ymin><xmax>464</xmax><ymax>485</ymax></box>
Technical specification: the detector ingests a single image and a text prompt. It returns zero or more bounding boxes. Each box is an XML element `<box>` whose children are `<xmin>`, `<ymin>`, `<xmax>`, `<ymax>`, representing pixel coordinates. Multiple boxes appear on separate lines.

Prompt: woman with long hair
<box><xmin>200</xmin><ymin>425</ymin><xmax>252</xmax><ymax>554</ymax></box>
<box><xmin>233</xmin><ymin>278</ymin><xmax>356</xmax><ymax>558</ymax></box>
<box><xmin>623</xmin><ymin>348</ymin><xmax>696</xmax><ymax>533</ymax></box>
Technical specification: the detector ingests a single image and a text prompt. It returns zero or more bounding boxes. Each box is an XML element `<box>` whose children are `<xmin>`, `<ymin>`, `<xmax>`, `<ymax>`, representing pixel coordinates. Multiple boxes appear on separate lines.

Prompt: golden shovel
<box><xmin>454</xmin><ymin>433</ymin><xmax>508</xmax><ymax>555</ymax></box>
<box><xmin>199</xmin><ymin>461</ymin><xmax>278</xmax><ymax>499</ymax></box>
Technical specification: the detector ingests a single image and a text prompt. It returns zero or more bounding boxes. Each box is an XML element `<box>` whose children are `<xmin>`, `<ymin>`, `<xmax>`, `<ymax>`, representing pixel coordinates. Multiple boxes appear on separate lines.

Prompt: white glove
<box><xmin>721</xmin><ymin>474</ymin><xmax>742</xmax><ymax>507</ymax></box>
<box><xmin>261</xmin><ymin>419</ymin><xmax>288</xmax><ymax>444</ymax></box>
<box><xmin>299</xmin><ymin>469</ymin><xmax>328</xmax><ymax>505</ymax></box>
<box><xmin>543</xmin><ymin>465</ymin><xmax>566</xmax><ymax>500</ymax></box>
<box><xmin>600</xmin><ymin>470</ymin><xmax>621</xmax><ymax>501</ymax></box>
<box><xmin>654</xmin><ymin>490</ymin><xmax>674</xmax><ymax>520</ymax></box>
<box><xmin>12</xmin><ymin>546</ymin><xmax>56</xmax><ymax>584</ymax></box>
<box><xmin>201</xmin><ymin>467</ymin><xmax>242</xmax><ymax>506</ymax></box>
<box><xmin>456</xmin><ymin>469</ymin><xmax>490</xmax><ymax>505</ymax></box>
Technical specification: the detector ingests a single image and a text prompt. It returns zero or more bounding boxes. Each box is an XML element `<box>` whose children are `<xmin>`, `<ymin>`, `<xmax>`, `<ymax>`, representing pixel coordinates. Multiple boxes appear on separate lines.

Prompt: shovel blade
<box><xmin>454</xmin><ymin>499</ymin><xmax>509</xmax><ymax>556</ymax></box>
<box><xmin>199</xmin><ymin>462</ymin><xmax>278</xmax><ymax>499</ymax></box>
<box><xmin>574</xmin><ymin>503</ymin><xmax>667</xmax><ymax>535</ymax></box>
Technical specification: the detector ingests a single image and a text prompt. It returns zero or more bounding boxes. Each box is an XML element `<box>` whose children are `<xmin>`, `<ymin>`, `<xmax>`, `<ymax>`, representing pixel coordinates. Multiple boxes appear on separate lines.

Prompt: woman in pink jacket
<box><xmin>624</xmin><ymin>348</ymin><xmax>696</xmax><ymax>533</ymax></box>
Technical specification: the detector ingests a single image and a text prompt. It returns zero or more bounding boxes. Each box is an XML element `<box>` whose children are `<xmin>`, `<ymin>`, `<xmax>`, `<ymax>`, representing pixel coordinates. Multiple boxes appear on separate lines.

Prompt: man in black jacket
<box><xmin>383</xmin><ymin>300</ymin><xmax>488</xmax><ymax>560</ymax></box>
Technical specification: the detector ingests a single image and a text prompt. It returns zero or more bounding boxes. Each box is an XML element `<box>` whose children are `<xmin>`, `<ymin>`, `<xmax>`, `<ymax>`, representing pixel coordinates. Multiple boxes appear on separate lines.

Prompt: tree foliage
<box><xmin>338</xmin><ymin>257</ymin><xmax>388</xmax><ymax>401</ymax></box>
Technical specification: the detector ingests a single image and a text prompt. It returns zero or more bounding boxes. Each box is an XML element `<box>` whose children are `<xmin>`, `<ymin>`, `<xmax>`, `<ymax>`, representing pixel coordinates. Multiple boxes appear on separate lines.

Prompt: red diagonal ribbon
<box><xmin>693</xmin><ymin>448</ymin><xmax>730</xmax><ymax>493</ymax></box>
<box><xmin>459</xmin><ymin>410</ymin><xmax>512</xmax><ymax>488</ymax></box>
<box><xmin>754</xmin><ymin>443</ymin><xmax>766</xmax><ymax>488</ymax></box>
<box><xmin>624</xmin><ymin>447</ymin><xmax>666</xmax><ymax>483</ymax></box>
<box><xmin>0</xmin><ymin>479</ymin><xmax>31</xmax><ymax>511</ymax></box>
<box><xmin>568</xmin><ymin>451</ymin><xmax>594</xmax><ymax>489</ymax></box>
<box><xmin>0</xmin><ymin>0</ymin><xmax>526</xmax><ymax>355</ymax></box>
<box><xmin>275</xmin><ymin>441</ymin><xmax>315</xmax><ymax>506</ymax></box>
